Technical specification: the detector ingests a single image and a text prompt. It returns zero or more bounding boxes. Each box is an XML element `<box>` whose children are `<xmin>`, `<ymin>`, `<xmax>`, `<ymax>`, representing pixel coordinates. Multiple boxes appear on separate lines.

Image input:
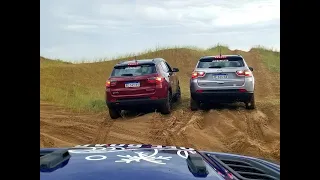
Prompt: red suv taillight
<box><xmin>147</xmin><ymin>76</ymin><xmax>164</xmax><ymax>88</ymax></box>
<box><xmin>236</xmin><ymin>69</ymin><xmax>252</xmax><ymax>77</ymax></box>
<box><xmin>147</xmin><ymin>76</ymin><xmax>163</xmax><ymax>83</ymax></box>
<box><xmin>191</xmin><ymin>71</ymin><xmax>206</xmax><ymax>79</ymax></box>
<box><xmin>106</xmin><ymin>80</ymin><xmax>117</xmax><ymax>88</ymax></box>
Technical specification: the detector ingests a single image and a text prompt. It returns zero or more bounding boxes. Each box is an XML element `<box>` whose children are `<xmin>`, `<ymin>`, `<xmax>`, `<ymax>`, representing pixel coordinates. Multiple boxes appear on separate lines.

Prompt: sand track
<box><xmin>40</xmin><ymin>50</ymin><xmax>280</xmax><ymax>162</ymax></box>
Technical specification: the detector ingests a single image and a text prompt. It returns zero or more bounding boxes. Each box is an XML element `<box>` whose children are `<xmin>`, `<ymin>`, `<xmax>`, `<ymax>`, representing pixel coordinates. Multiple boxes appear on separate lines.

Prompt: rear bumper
<box><xmin>107</xmin><ymin>98</ymin><xmax>166</xmax><ymax>110</ymax></box>
<box><xmin>191</xmin><ymin>90</ymin><xmax>253</xmax><ymax>103</ymax></box>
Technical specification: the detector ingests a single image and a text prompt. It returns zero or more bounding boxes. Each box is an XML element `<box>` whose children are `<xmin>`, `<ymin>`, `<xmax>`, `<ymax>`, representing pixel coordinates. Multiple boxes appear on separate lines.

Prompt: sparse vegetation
<box><xmin>40</xmin><ymin>45</ymin><xmax>280</xmax><ymax>112</ymax></box>
<box><xmin>251</xmin><ymin>45</ymin><xmax>280</xmax><ymax>72</ymax></box>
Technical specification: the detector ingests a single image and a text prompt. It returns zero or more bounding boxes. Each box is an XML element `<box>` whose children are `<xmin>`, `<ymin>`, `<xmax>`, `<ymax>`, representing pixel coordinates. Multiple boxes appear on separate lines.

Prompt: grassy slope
<box><xmin>40</xmin><ymin>45</ymin><xmax>280</xmax><ymax>112</ymax></box>
<box><xmin>250</xmin><ymin>46</ymin><xmax>280</xmax><ymax>72</ymax></box>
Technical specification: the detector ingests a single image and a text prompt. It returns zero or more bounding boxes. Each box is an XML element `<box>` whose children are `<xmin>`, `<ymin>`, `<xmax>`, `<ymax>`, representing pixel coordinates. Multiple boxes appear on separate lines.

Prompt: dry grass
<box><xmin>251</xmin><ymin>45</ymin><xmax>280</xmax><ymax>72</ymax></box>
<box><xmin>40</xmin><ymin>45</ymin><xmax>280</xmax><ymax>112</ymax></box>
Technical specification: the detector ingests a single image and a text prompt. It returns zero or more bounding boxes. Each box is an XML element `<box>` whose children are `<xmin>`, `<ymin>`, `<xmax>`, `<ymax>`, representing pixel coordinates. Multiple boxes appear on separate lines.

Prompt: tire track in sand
<box><xmin>40</xmin><ymin>101</ymin><xmax>103</xmax><ymax>147</ymax></box>
<box><xmin>40</xmin><ymin>51</ymin><xmax>280</xmax><ymax>162</ymax></box>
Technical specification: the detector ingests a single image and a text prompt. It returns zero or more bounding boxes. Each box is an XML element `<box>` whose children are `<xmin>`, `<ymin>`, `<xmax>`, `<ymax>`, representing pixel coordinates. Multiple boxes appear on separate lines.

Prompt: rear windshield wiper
<box><xmin>121</xmin><ymin>73</ymin><xmax>133</xmax><ymax>76</ymax></box>
<box><xmin>208</xmin><ymin>66</ymin><xmax>222</xmax><ymax>68</ymax></box>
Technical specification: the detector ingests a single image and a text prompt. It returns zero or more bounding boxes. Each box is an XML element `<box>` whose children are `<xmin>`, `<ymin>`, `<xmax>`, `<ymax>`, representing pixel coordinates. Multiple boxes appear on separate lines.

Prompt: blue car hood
<box><xmin>40</xmin><ymin>144</ymin><xmax>280</xmax><ymax>180</ymax></box>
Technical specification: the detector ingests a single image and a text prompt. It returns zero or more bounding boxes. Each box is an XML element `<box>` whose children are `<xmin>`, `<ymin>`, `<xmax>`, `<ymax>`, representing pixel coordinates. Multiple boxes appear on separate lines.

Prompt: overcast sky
<box><xmin>40</xmin><ymin>0</ymin><xmax>280</xmax><ymax>61</ymax></box>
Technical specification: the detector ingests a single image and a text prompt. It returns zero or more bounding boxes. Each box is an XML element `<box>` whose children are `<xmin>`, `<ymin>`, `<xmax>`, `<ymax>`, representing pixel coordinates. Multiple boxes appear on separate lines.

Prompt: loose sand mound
<box><xmin>40</xmin><ymin>47</ymin><xmax>280</xmax><ymax>162</ymax></box>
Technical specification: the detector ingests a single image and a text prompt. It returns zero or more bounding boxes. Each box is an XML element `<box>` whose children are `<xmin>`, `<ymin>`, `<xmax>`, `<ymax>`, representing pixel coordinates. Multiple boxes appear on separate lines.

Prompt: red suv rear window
<box><xmin>111</xmin><ymin>64</ymin><xmax>156</xmax><ymax>77</ymax></box>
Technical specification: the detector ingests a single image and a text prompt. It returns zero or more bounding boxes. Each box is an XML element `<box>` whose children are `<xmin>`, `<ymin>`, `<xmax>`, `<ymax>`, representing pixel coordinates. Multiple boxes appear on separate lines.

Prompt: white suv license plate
<box><xmin>125</xmin><ymin>82</ymin><xmax>140</xmax><ymax>88</ymax></box>
<box><xmin>213</xmin><ymin>75</ymin><xmax>228</xmax><ymax>79</ymax></box>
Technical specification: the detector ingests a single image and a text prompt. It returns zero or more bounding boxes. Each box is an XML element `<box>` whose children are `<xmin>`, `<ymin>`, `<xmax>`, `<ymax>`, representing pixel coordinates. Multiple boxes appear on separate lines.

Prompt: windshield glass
<box><xmin>197</xmin><ymin>57</ymin><xmax>245</xmax><ymax>68</ymax></box>
<box><xmin>111</xmin><ymin>64</ymin><xmax>156</xmax><ymax>77</ymax></box>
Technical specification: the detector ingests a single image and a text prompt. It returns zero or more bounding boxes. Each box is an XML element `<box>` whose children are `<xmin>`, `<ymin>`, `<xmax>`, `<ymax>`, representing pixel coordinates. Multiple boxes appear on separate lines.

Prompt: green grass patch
<box><xmin>251</xmin><ymin>45</ymin><xmax>280</xmax><ymax>72</ymax></box>
<box><xmin>40</xmin><ymin>86</ymin><xmax>105</xmax><ymax>112</ymax></box>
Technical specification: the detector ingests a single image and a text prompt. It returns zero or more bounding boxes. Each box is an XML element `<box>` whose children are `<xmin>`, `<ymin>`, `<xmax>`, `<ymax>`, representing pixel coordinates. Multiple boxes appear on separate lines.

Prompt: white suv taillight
<box><xmin>191</xmin><ymin>71</ymin><xmax>206</xmax><ymax>79</ymax></box>
<box><xmin>236</xmin><ymin>69</ymin><xmax>252</xmax><ymax>77</ymax></box>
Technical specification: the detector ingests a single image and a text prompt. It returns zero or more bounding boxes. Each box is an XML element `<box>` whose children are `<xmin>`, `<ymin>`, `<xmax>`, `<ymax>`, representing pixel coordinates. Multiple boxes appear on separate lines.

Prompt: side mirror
<box><xmin>172</xmin><ymin>68</ymin><xmax>179</xmax><ymax>72</ymax></box>
<box><xmin>249</xmin><ymin>67</ymin><xmax>253</xmax><ymax>71</ymax></box>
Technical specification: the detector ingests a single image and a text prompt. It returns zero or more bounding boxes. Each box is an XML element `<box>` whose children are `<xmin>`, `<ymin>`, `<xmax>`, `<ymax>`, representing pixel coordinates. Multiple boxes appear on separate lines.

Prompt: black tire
<box><xmin>108</xmin><ymin>107</ymin><xmax>121</xmax><ymax>119</ymax></box>
<box><xmin>245</xmin><ymin>94</ymin><xmax>256</xmax><ymax>110</ymax></box>
<box><xmin>172</xmin><ymin>85</ymin><xmax>181</xmax><ymax>102</ymax></box>
<box><xmin>160</xmin><ymin>91</ymin><xmax>172</xmax><ymax>114</ymax></box>
<box><xmin>190</xmin><ymin>98</ymin><xmax>200</xmax><ymax>111</ymax></box>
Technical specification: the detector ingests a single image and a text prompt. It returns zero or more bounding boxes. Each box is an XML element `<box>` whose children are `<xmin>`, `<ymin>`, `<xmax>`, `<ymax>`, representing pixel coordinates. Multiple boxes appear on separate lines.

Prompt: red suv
<box><xmin>105</xmin><ymin>58</ymin><xmax>181</xmax><ymax>119</ymax></box>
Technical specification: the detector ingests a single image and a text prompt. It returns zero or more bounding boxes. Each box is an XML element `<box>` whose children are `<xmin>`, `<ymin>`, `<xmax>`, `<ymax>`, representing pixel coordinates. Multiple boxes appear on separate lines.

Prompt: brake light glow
<box><xmin>147</xmin><ymin>76</ymin><xmax>164</xmax><ymax>88</ymax></box>
<box><xmin>147</xmin><ymin>76</ymin><xmax>163</xmax><ymax>83</ymax></box>
<box><xmin>155</xmin><ymin>77</ymin><xmax>163</xmax><ymax>82</ymax></box>
<box><xmin>106</xmin><ymin>80</ymin><xmax>117</xmax><ymax>87</ymax></box>
<box><xmin>191</xmin><ymin>71</ymin><xmax>206</xmax><ymax>79</ymax></box>
<box><xmin>213</xmin><ymin>55</ymin><xmax>227</xmax><ymax>59</ymax></box>
<box><xmin>106</xmin><ymin>81</ymin><xmax>111</xmax><ymax>87</ymax></box>
<box><xmin>236</xmin><ymin>69</ymin><xmax>252</xmax><ymax>77</ymax></box>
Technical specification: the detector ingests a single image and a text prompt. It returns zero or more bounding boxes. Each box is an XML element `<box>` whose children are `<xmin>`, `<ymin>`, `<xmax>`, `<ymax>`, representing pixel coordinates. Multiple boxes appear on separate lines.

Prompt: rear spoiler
<box><xmin>199</xmin><ymin>56</ymin><xmax>244</xmax><ymax>62</ymax></box>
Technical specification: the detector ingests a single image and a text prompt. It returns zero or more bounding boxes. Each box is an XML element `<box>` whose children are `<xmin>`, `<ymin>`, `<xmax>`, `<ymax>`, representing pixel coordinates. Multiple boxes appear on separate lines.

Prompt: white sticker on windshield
<box><xmin>69</xmin><ymin>146</ymin><xmax>126</xmax><ymax>154</ymax></box>
<box><xmin>115</xmin><ymin>149</ymin><xmax>172</xmax><ymax>165</ymax></box>
<box><xmin>85</xmin><ymin>155</ymin><xmax>107</xmax><ymax>161</ymax></box>
<box><xmin>177</xmin><ymin>150</ymin><xmax>197</xmax><ymax>159</ymax></box>
<box><xmin>73</xmin><ymin>144</ymin><xmax>196</xmax><ymax>161</ymax></box>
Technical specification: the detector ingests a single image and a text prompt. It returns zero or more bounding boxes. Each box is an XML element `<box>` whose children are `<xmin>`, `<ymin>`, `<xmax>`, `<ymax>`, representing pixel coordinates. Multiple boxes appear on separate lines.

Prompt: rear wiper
<box><xmin>208</xmin><ymin>66</ymin><xmax>222</xmax><ymax>68</ymax></box>
<box><xmin>121</xmin><ymin>73</ymin><xmax>133</xmax><ymax>76</ymax></box>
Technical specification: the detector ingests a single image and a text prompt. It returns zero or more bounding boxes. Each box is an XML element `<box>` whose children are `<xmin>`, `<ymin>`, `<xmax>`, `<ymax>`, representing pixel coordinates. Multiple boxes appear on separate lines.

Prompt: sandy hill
<box><xmin>40</xmin><ymin>46</ymin><xmax>280</xmax><ymax>162</ymax></box>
